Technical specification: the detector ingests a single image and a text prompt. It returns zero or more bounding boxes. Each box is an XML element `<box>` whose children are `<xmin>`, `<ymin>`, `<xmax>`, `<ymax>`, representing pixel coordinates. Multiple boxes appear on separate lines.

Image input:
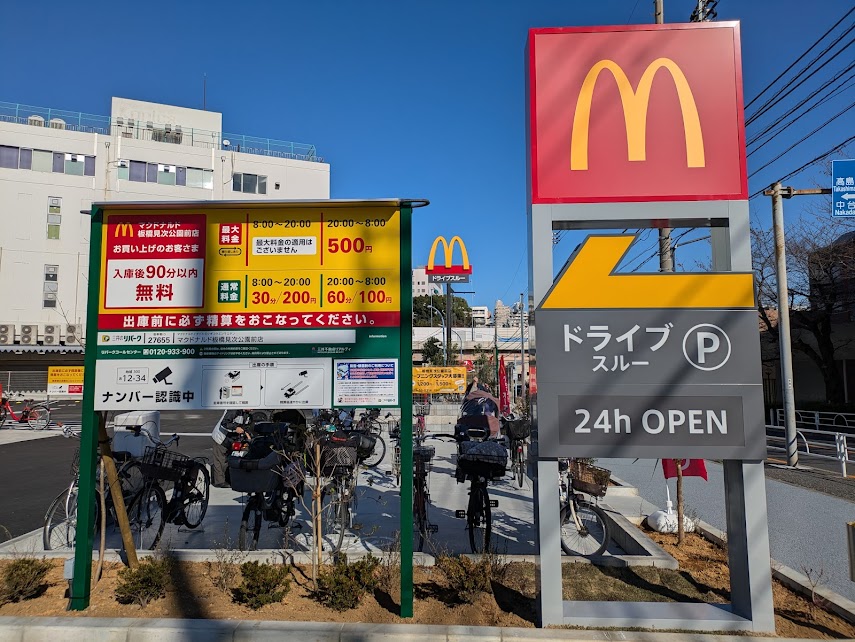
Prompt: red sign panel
<box><xmin>528</xmin><ymin>23</ymin><xmax>746</xmax><ymax>203</ymax></box>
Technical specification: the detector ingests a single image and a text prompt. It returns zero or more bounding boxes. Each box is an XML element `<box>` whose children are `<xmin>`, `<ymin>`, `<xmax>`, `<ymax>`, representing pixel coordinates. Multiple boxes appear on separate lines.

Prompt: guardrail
<box><xmin>771</xmin><ymin>408</ymin><xmax>855</xmax><ymax>432</ymax></box>
<box><xmin>767</xmin><ymin>424</ymin><xmax>854</xmax><ymax>476</ymax></box>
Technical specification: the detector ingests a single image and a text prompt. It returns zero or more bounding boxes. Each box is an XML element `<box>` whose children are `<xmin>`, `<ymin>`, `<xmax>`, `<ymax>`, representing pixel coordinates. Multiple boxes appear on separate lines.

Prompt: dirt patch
<box><xmin>0</xmin><ymin>534</ymin><xmax>853</xmax><ymax>639</ymax></box>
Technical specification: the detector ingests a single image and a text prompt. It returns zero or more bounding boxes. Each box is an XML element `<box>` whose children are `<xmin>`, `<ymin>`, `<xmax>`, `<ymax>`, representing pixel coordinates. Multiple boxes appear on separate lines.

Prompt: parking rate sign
<box><xmin>92</xmin><ymin>203</ymin><xmax>405</xmax><ymax>411</ymax></box>
<box><xmin>833</xmin><ymin>160</ymin><xmax>855</xmax><ymax>218</ymax></box>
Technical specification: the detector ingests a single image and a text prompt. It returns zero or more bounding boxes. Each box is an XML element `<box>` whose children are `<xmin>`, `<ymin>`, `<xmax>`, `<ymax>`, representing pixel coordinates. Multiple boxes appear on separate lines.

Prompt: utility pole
<box><xmin>653</xmin><ymin>0</ymin><xmax>673</xmax><ymax>273</ymax></box>
<box><xmin>519</xmin><ymin>293</ymin><xmax>526</xmax><ymax>406</ymax></box>
<box><xmin>763</xmin><ymin>183</ymin><xmax>832</xmax><ymax>467</ymax></box>
<box><xmin>494</xmin><ymin>305</ymin><xmax>499</xmax><ymax>389</ymax></box>
<box><xmin>445</xmin><ymin>283</ymin><xmax>453</xmax><ymax>367</ymax></box>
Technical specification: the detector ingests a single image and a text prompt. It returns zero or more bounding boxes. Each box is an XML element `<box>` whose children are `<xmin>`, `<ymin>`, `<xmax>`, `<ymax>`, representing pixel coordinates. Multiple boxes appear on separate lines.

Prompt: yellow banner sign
<box><xmin>412</xmin><ymin>367</ymin><xmax>467</xmax><ymax>394</ymax></box>
<box><xmin>48</xmin><ymin>366</ymin><xmax>84</xmax><ymax>385</ymax></box>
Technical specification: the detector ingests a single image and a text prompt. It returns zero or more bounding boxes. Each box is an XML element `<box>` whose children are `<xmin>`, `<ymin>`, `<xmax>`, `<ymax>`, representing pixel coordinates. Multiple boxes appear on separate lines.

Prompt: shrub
<box><xmin>115</xmin><ymin>557</ymin><xmax>171</xmax><ymax>607</ymax></box>
<box><xmin>315</xmin><ymin>555</ymin><xmax>380</xmax><ymax>611</ymax></box>
<box><xmin>436</xmin><ymin>554</ymin><xmax>493</xmax><ymax>604</ymax></box>
<box><xmin>232</xmin><ymin>561</ymin><xmax>291</xmax><ymax>610</ymax></box>
<box><xmin>0</xmin><ymin>558</ymin><xmax>52</xmax><ymax>603</ymax></box>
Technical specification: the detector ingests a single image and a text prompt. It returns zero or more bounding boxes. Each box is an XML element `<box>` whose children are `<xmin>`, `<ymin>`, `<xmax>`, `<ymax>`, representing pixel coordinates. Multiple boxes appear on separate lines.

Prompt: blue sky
<box><xmin>2</xmin><ymin>0</ymin><xmax>852</xmax><ymax>310</ymax></box>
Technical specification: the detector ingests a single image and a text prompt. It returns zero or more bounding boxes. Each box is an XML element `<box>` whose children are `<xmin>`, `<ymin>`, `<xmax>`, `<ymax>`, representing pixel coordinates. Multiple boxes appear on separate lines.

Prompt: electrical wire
<box><xmin>746</xmin><ymin>31</ymin><xmax>855</xmax><ymax>127</ymax></box>
<box><xmin>747</xmin><ymin>62</ymin><xmax>855</xmax><ymax>153</ymax></box>
<box><xmin>744</xmin><ymin>5</ymin><xmax>855</xmax><ymax>112</ymax></box>
<box><xmin>748</xmin><ymin>100</ymin><xmax>855</xmax><ymax>179</ymax></box>
<box><xmin>748</xmin><ymin>134</ymin><xmax>855</xmax><ymax>200</ymax></box>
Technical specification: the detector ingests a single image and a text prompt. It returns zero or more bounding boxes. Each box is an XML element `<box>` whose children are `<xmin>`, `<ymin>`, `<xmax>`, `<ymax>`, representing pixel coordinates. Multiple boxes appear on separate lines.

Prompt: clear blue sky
<box><xmin>2</xmin><ymin>1</ymin><xmax>851</xmax><ymax>309</ymax></box>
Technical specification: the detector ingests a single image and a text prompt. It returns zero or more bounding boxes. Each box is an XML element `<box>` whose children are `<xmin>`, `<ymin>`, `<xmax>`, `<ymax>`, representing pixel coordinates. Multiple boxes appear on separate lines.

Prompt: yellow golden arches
<box><xmin>427</xmin><ymin>236</ymin><xmax>470</xmax><ymax>271</ymax></box>
<box><xmin>114</xmin><ymin>223</ymin><xmax>134</xmax><ymax>238</ymax></box>
<box><xmin>570</xmin><ymin>58</ymin><xmax>705</xmax><ymax>171</ymax></box>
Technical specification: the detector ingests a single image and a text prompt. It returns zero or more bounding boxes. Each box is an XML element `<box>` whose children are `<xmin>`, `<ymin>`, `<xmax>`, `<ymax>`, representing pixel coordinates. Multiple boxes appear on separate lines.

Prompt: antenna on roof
<box><xmin>203</xmin><ymin>73</ymin><xmax>207</xmax><ymax>111</ymax></box>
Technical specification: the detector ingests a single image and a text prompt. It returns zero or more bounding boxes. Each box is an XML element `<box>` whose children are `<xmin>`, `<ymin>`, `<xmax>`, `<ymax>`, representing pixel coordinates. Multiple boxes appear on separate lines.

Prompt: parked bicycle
<box><xmin>452</xmin><ymin>388</ymin><xmax>508</xmax><ymax>553</ymax></box>
<box><xmin>558</xmin><ymin>458</ymin><xmax>611</xmax><ymax>556</ymax></box>
<box><xmin>43</xmin><ymin>426</ymin><xmax>154</xmax><ymax>550</ymax></box>
<box><xmin>316</xmin><ymin>428</ymin><xmax>361</xmax><ymax>554</ymax></box>
<box><xmin>0</xmin><ymin>393</ymin><xmax>53</xmax><ymax>430</ymax></box>
<box><xmin>505</xmin><ymin>418</ymin><xmax>531</xmax><ymax>489</ymax></box>
<box><xmin>229</xmin><ymin>422</ymin><xmax>304</xmax><ymax>551</ymax></box>
<box><xmin>412</xmin><ymin>433</ymin><xmax>439</xmax><ymax>552</ymax></box>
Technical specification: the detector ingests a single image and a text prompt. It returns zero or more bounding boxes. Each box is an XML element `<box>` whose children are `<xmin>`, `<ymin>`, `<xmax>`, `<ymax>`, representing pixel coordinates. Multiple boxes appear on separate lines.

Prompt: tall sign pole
<box><xmin>445</xmin><ymin>283</ymin><xmax>453</xmax><ymax>366</ymax></box>
<box><xmin>425</xmin><ymin>235</ymin><xmax>472</xmax><ymax>368</ymax></box>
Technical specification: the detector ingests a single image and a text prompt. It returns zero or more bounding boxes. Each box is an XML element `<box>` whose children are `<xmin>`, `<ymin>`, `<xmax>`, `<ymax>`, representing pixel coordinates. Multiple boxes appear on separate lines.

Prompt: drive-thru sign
<box><xmin>534</xmin><ymin>234</ymin><xmax>765</xmax><ymax>459</ymax></box>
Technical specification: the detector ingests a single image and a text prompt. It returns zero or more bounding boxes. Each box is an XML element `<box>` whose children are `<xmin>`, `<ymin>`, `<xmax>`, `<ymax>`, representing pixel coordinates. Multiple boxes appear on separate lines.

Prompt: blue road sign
<box><xmin>832</xmin><ymin>159</ymin><xmax>855</xmax><ymax>217</ymax></box>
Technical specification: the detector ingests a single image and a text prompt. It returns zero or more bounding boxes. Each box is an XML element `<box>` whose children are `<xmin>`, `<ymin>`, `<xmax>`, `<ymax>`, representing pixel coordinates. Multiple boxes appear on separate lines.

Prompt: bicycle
<box><xmin>412</xmin><ymin>433</ymin><xmax>439</xmax><ymax>552</ymax></box>
<box><xmin>413</xmin><ymin>403</ymin><xmax>430</xmax><ymax>438</ymax></box>
<box><xmin>453</xmin><ymin>424</ymin><xmax>508</xmax><ymax>553</ymax></box>
<box><xmin>505</xmin><ymin>418</ymin><xmax>531</xmax><ymax>489</ymax></box>
<box><xmin>558</xmin><ymin>458</ymin><xmax>611</xmax><ymax>557</ymax></box>
<box><xmin>43</xmin><ymin>426</ymin><xmax>150</xmax><ymax>550</ymax></box>
<box><xmin>0</xmin><ymin>393</ymin><xmax>53</xmax><ymax>430</ymax></box>
<box><xmin>230</xmin><ymin>422</ymin><xmax>304</xmax><ymax>551</ymax></box>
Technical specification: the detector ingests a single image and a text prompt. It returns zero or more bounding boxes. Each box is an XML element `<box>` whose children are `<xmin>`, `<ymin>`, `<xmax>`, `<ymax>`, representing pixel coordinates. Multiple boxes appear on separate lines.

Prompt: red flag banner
<box><xmin>662</xmin><ymin>459</ymin><xmax>708</xmax><ymax>480</ymax></box>
<box><xmin>498</xmin><ymin>355</ymin><xmax>510</xmax><ymax>416</ymax></box>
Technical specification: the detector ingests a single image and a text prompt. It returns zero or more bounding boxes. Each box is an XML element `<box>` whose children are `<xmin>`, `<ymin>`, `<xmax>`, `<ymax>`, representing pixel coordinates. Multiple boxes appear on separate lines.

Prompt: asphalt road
<box><xmin>0</xmin><ymin>403</ymin><xmax>220</xmax><ymax>540</ymax></box>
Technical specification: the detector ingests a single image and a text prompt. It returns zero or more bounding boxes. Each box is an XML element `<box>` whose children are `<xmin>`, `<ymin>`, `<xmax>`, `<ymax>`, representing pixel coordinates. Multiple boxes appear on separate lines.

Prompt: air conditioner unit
<box><xmin>65</xmin><ymin>324</ymin><xmax>82</xmax><ymax>345</ymax></box>
<box><xmin>20</xmin><ymin>325</ymin><xmax>38</xmax><ymax>345</ymax></box>
<box><xmin>42</xmin><ymin>325</ymin><xmax>59</xmax><ymax>345</ymax></box>
<box><xmin>0</xmin><ymin>325</ymin><xmax>13</xmax><ymax>346</ymax></box>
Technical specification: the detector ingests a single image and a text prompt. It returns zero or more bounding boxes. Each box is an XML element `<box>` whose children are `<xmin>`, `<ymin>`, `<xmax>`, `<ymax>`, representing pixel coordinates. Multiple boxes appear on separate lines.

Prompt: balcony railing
<box><xmin>0</xmin><ymin>101</ymin><xmax>323</xmax><ymax>163</ymax></box>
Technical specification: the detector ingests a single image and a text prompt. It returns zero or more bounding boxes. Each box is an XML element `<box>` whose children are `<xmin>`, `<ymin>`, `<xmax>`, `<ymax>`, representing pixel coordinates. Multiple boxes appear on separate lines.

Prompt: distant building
<box><xmin>471</xmin><ymin>306</ymin><xmax>490</xmax><ymax>327</ymax></box>
<box><xmin>494</xmin><ymin>300</ymin><xmax>511</xmax><ymax>327</ymax></box>
<box><xmin>412</xmin><ymin>266</ymin><xmax>442</xmax><ymax>296</ymax></box>
<box><xmin>0</xmin><ymin>97</ymin><xmax>329</xmax><ymax>368</ymax></box>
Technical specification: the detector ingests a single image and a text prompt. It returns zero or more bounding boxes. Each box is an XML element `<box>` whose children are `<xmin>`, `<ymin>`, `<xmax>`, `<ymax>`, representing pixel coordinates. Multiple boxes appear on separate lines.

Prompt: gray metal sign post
<box><xmin>528</xmin><ymin>201</ymin><xmax>775</xmax><ymax>632</ymax></box>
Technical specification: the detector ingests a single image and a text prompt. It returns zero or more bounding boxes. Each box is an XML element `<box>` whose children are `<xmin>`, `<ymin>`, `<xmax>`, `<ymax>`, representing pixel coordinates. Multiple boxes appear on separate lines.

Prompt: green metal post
<box><xmin>399</xmin><ymin>206</ymin><xmax>414</xmax><ymax>617</ymax></box>
<box><xmin>70</xmin><ymin>206</ymin><xmax>104</xmax><ymax>610</ymax></box>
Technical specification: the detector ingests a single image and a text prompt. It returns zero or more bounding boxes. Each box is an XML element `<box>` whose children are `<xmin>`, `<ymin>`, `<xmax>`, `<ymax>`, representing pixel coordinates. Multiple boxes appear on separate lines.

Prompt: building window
<box><xmin>186</xmin><ymin>167</ymin><xmax>214</xmax><ymax>189</ymax></box>
<box><xmin>52</xmin><ymin>152</ymin><xmax>64</xmax><ymax>173</ymax></box>
<box><xmin>64</xmin><ymin>153</ymin><xmax>85</xmax><ymax>176</ymax></box>
<box><xmin>32</xmin><ymin>150</ymin><xmax>53</xmax><ymax>172</ymax></box>
<box><xmin>47</xmin><ymin>197</ymin><xmax>61</xmax><ymax>240</ymax></box>
<box><xmin>19</xmin><ymin>148</ymin><xmax>32</xmax><ymax>170</ymax></box>
<box><xmin>129</xmin><ymin>160</ymin><xmax>146</xmax><ymax>182</ymax></box>
<box><xmin>84</xmin><ymin>156</ymin><xmax>96</xmax><ymax>176</ymax></box>
<box><xmin>157</xmin><ymin>164</ymin><xmax>176</xmax><ymax>185</ymax></box>
<box><xmin>43</xmin><ymin>265</ymin><xmax>58</xmax><ymax>308</ymax></box>
<box><xmin>232</xmin><ymin>172</ymin><xmax>267</xmax><ymax>194</ymax></box>
<box><xmin>117</xmin><ymin>160</ymin><xmax>129</xmax><ymax>180</ymax></box>
<box><xmin>0</xmin><ymin>145</ymin><xmax>18</xmax><ymax>169</ymax></box>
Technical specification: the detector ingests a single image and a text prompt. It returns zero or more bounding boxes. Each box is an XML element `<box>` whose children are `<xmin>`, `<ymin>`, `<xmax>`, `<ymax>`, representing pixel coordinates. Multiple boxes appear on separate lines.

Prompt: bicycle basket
<box><xmin>414</xmin><ymin>403</ymin><xmax>431</xmax><ymax>416</ymax></box>
<box><xmin>457</xmin><ymin>440</ymin><xmax>507</xmax><ymax>480</ymax></box>
<box><xmin>505</xmin><ymin>419</ymin><xmax>531</xmax><ymax>441</ymax></box>
<box><xmin>139</xmin><ymin>446</ymin><xmax>191</xmax><ymax>483</ymax></box>
<box><xmin>569</xmin><ymin>460</ymin><xmax>610</xmax><ymax>498</ymax></box>
<box><xmin>320</xmin><ymin>442</ymin><xmax>358</xmax><ymax>475</ymax></box>
<box><xmin>228</xmin><ymin>450</ymin><xmax>281</xmax><ymax>494</ymax></box>
<box><xmin>413</xmin><ymin>444</ymin><xmax>435</xmax><ymax>473</ymax></box>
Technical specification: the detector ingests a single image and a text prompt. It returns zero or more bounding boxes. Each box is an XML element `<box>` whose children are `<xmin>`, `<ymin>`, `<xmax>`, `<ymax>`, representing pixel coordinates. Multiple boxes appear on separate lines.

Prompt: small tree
<box><xmin>421</xmin><ymin>337</ymin><xmax>445</xmax><ymax>367</ymax></box>
<box><xmin>471</xmin><ymin>344</ymin><xmax>496</xmax><ymax>390</ymax></box>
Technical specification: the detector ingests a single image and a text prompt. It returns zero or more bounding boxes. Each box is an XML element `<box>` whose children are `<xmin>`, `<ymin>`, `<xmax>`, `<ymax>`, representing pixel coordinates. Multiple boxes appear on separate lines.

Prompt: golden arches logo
<box><xmin>570</xmin><ymin>57</ymin><xmax>705</xmax><ymax>170</ymax></box>
<box><xmin>114</xmin><ymin>223</ymin><xmax>134</xmax><ymax>238</ymax></box>
<box><xmin>427</xmin><ymin>235</ymin><xmax>471</xmax><ymax>273</ymax></box>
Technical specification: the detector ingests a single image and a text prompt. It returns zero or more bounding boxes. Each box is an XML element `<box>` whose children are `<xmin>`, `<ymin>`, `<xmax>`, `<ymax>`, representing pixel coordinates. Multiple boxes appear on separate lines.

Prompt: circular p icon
<box><xmin>683</xmin><ymin>323</ymin><xmax>731</xmax><ymax>371</ymax></box>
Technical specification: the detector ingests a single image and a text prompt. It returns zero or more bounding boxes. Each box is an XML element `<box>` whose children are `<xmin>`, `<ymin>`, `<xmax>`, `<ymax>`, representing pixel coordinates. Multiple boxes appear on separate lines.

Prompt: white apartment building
<box><xmin>412</xmin><ymin>266</ymin><xmax>442</xmax><ymax>297</ymax></box>
<box><xmin>0</xmin><ymin>97</ymin><xmax>330</xmax><ymax>359</ymax></box>
<box><xmin>471</xmin><ymin>306</ymin><xmax>490</xmax><ymax>327</ymax></box>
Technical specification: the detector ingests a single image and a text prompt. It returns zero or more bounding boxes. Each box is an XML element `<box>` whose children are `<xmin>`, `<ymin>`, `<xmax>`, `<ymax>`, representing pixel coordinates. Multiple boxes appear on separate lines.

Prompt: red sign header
<box><xmin>528</xmin><ymin>23</ymin><xmax>747</xmax><ymax>203</ymax></box>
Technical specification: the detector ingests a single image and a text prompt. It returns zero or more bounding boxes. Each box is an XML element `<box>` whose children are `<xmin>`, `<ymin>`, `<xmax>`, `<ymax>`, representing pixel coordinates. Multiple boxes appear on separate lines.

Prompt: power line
<box><xmin>744</xmin><ymin>5</ymin><xmax>855</xmax><ymax>112</ymax></box>
<box><xmin>748</xmin><ymin>100</ymin><xmax>855</xmax><ymax>179</ymax></box>
<box><xmin>748</xmin><ymin>134</ymin><xmax>855</xmax><ymax>200</ymax></box>
<box><xmin>747</xmin><ymin>62</ymin><xmax>855</xmax><ymax>153</ymax></box>
<box><xmin>746</xmin><ymin>31</ymin><xmax>855</xmax><ymax>127</ymax></box>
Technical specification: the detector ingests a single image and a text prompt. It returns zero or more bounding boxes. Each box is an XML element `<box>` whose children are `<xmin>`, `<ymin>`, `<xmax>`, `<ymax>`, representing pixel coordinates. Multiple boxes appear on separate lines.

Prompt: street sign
<box><xmin>534</xmin><ymin>233</ymin><xmax>764</xmax><ymax>459</ymax></box>
<box><xmin>832</xmin><ymin>160</ymin><xmax>855</xmax><ymax>218</ymax></box>
<box><xmin>93</xmin><ymin>203</ymin><xmax>405</xmax><ymax>410</ymax></box>
<box><xmin>47</xmin><ymin>366</ymin><xmax>84</xmax><ymax>395</ymax></box>
<box><xmin>528</xmin><ymin>23</ymin><xmax>746</xmax><ymax>204</ymax></box>
<box><xmin>412</xmin><ymin>366</ymin><xmax>467</xmax><ymax>394</ymax></box>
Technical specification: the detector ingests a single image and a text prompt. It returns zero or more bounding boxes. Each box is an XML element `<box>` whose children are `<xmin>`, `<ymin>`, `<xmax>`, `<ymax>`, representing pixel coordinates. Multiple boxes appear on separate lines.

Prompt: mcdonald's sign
<box><xmin>426</xmin><ymin>235</ymin><xmax>471</xmax><ymax>283</ymax></box>
<box><xmin>114</xmin><ymin>223</ymin><xmax>134</xmax><ymax>238</ymax></box>
<box><xmin>528</xmin><ymin>22</ymin><xmax>747</xmax><ymax>203</ymax></box>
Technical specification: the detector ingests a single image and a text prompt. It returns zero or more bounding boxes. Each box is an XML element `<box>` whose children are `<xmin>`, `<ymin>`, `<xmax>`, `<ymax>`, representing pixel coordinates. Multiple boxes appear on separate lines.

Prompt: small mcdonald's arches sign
<box><xmin>426</xmin><ymin>235</ymin><xmax>471</xmax><ymax>284</ymax></box>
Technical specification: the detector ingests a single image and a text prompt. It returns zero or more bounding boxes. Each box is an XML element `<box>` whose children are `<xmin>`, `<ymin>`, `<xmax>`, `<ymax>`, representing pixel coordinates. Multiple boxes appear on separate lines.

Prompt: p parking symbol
<box><xmin>682</xmin><ymin>323</ymin><xmax>731</xmax><ymax>371</ymax></box>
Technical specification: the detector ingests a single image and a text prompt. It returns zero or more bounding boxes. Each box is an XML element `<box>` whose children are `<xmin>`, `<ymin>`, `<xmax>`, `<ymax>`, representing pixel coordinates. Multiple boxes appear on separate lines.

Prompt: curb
<box><xmin>693</xmin><ymin>520</ymin><xmax>855</xmax><ymax>626</ymax></box>
<box><xmin>0</xmin><ymin>616</ymin><xmax>813</xmax><ymax>642</ymax></box>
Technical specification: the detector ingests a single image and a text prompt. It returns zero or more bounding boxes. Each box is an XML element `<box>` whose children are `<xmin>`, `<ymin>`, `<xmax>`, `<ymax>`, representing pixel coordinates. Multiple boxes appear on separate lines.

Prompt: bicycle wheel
<box><xmin>467</xmin><ymin>484</ymin><xmax>492</xmax><ymax>554</ymax></box>
<box><xmin>414</xmin><ymin>474</ymin><xmax>428</xmax><ymax>552</ymax></box>
<box><xmin>361</xmin><ymin>435</ymin><xmax>386</xmax><ymax>468</ymax></box>
<box><xmin>179</xmin><ymin>462</ymin><xmax>210</xmax><ymax>529</ymax></box>
<box><xmin>515</xmin><ymin>442</ymin><xmax>526</xmax><ymax>488</ymax></box>
<box><xmin>116</xmin><ymin>460</ymin><xmax>145</xmax><ymax>499</ymax></box>
<box><xmin>560</xmin><ymin>501</ymin><xmax>609</xmax><ymax>557</ymax></box>
<box><xmin>321</xmin><ymin>480</ymin><xmax>347</xmax><ymax>553</ymax></box>
<box><xmin>44</xmin><ymin>487</ymin><xmax>85</xmax><ymax>550</ymax></box>
<box><xmin>0</xmin><ymin>404</ymin><xmax>8</xmax><ymax>425</ymax></box>
<box><xmin>239</xmin><ymin>495</ymin><xmax>263</xmax><ymax>551</ymax></box>
<box><xmin>126</xmin><ymin>483</ymin><xmax>166</xmax><ymax>550</ymax></box>
<box><xmin>27</xmin><ymin>404</ymin><xmax>50</xmax><ymax>430</ymax></box>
